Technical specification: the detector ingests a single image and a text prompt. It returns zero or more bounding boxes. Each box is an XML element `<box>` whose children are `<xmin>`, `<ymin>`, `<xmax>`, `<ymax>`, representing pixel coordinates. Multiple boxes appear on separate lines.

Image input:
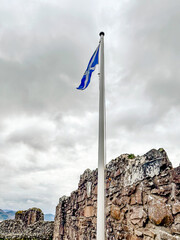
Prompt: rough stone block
<box><xmin>172</xmin><ymin>201</ymin><xmax>180</xmax><ymax>215</ymax></box>
<box><xmin>171</xmin><ymin>166</ymin><xmax>180</xmax><ymax>184</ymax></box>
<box><xmin>151</xmin><ymin>185</ymin><xmax>172</xmax><ymax>196</ymax></box>
<box><xmin>127</xmin><ymin>234</ymin><xmax>142</xmax><ymax>240</ymax></box>
<box><xmin>143</xmin><ymin>229</ymin><xmax>156</xmax><ymax>238</ymax></box>
<box><xmin>110</xmin><ymin>205</ymin><xmax>121</xmax><ymax>221</ymax></box>
<box><xmin>158</xmin><ymin>230</ymin><xmax>180</xmax><ymax>240</ymax></box>
<box><xmin>113</xmin><ymin>195</ymin><xmax>130</xmax><ymax>207</ymax></box>
<box><xmin>114</xmin><ymin>169</ymin><xmax>121</xmax><ymax>177</ymax></box>
<box><xmin>135</xmin><ymin>188</ymin><xmax>143</xmax><ymax>204</ymax></box>
<box><xmin>130</xmin><ymin>195</ymin><xmax>136</xmax><ymax>205</ymax></box>
<box><xmin>148</xmin><ymin>196</ymin><xmax>173</xmax><ymax>226</ymax></box>
<box><xmin>134</xmin><ymin>229</ymin><xmax>143</xmax><ymax>237</ymax></box>
<box><xmin>83</xmin><ymin>206</ymin><xmax>94</xmax><ymax>218</ymax></box>
<box><xmin>130</xmin><ymin>206</ymin><xmax>147</xmax><ymax>227</ymax></box>
<box><xmin>171</xmin><ymin>223</ymin><xmax>180</xmax><ymax>234</ymax></box>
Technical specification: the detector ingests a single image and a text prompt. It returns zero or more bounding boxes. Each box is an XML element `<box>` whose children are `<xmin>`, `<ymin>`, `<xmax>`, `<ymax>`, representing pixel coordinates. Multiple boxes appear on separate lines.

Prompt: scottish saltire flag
<box><xmin>77</xmin><ymin>45</ymin><xmax>100</xmax><ymax>90</ymax></box>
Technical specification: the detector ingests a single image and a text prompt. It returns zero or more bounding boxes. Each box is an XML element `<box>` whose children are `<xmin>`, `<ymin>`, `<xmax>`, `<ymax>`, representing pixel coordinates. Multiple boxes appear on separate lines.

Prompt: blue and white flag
<box><xmin>77</xmin><ymin>45</ymin><xmax>100</xmax><ymax>90</ymax></box>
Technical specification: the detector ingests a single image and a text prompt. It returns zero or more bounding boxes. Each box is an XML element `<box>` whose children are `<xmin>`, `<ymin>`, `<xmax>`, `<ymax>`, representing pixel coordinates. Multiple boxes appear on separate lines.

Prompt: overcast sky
<box><xmin>0</xmin><ymin>0</ymin><xmax>180</xmax><ymax>214</ymax></box>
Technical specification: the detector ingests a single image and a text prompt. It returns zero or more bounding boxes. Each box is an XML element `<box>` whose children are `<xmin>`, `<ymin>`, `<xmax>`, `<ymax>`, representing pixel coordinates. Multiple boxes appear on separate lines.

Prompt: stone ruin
<box><xmin>0</xmin><ymin>148</ymin><xmax>179</xmax><ymax>240</ymax></box>
<box><xmin>53</xmin><ymin>148</ymin><xmax>180</xmax><ymax>240</ymax></box>
<box><xmin>15</xmin><ymin>207</ymin><xmax>44</xmax><ymax>226</ymax></box>
<box><xmin>0</xmin><ymin>208</ymin><xmax>54</xmax><ymax>239</ymax></box>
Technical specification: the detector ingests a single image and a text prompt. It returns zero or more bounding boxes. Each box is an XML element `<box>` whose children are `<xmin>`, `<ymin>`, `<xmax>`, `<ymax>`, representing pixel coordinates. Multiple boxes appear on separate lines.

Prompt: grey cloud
<box><xmin>0</xmin><ymin>0</ymin><xmax>180</xmax><ymax>213</ymax></box>
<box><xmin>7</xmin><ymin>126</ymin><xmax>53</xmax><ymax>151</ymax></box>
<box><xmin>105</xmin><ymin>0</ymin><xmax>180</xmax><ymax>131</ymax></box>
<box><xmin>0</xmin><ymin>0</ymin><xmax>99</xmax><ymax>118</ymax></box>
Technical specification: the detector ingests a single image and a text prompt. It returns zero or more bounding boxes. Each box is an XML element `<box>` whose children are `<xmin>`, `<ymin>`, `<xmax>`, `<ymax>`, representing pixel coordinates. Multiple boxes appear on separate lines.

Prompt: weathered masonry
<box><xmin>53</xmin><ymin>149</ymin><xmax>180</xmax><ymax>240</ymax></box>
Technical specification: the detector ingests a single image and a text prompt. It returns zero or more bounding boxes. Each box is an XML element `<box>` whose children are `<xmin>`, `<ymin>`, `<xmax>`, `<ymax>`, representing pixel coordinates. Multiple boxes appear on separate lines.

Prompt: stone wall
<box><xmin>53</xmin><ymin>149</ymin><xmax>180</xmax><ymax>240</ymax></box>
<box><xmin>0</xmin><ymin>208</ymin><xmax>54</xmax><ymax>240</ymax></box>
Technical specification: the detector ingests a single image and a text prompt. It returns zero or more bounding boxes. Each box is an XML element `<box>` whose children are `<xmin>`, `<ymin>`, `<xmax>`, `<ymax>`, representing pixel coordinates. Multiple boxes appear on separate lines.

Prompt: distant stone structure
<box><xmin>0</xmin><ymin>208</ymin><xmax>54</xmax><ymax>239</ymax></box>
<box><xmin>53</xmin><ymin>149</ymin><xmax>180</xmax><ymax>240</ymax></box>
<box><xmin>15</xmin><ymin>207</ymin><xmax>44</xmax><ymax>226</ymax></box>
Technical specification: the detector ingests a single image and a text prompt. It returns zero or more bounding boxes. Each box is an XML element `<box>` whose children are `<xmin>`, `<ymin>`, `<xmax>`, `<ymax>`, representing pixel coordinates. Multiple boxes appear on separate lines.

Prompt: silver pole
<box><xmin>97</xmin><ymin>32</ymin><xmax>106</xmax><ymax>240</ymax></box>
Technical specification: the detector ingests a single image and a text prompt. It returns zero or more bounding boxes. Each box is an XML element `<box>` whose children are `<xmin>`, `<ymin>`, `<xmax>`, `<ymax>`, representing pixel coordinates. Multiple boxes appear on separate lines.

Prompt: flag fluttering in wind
<box><xmin>76</xmin><ymin>32</ymin><xmax>106</xmax><ymax>240</ymax></box>
<box><xmin>77</xmin><ymin>44</ymin><xmax>100</xmax><ymax>90</ymax></box>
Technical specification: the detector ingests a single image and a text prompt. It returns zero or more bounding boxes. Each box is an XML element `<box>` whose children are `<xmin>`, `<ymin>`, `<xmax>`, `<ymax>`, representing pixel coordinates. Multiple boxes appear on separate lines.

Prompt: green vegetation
<box><xmin>15</xmin><ymin>210</ymin><xmax>24</xmax><ymax>215</ymax></box>
<box><xmin>15</xmin><ymin>208</ymin><xmax>42</xmax><ymax>216</ymax></box>
<box><xmin>128</xmin><ymin>154</ymin><xmax>135</xmax><ymax>159</ymax></box>
<box><xmin>159</xmin><ymin>148</ymin><xmax>164</xmax><ymax>152</ymax></box>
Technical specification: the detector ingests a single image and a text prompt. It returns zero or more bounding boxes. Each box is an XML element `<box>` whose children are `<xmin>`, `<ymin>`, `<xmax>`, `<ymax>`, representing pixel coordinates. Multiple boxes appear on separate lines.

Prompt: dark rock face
<box><xmin>0</xmin><ymin>208</ymin><xmax>54</xmax><ymax>240</ymax></box>
<box><xmin>53</xmin><ymin>148</ymin><xmax>180</xmax><ymax>240</ymax></box>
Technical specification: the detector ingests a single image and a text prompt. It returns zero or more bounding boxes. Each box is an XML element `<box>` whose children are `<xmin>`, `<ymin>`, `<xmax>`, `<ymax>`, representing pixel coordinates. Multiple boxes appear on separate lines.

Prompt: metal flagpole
<box><xmin>97</xmin><ymin>32</ymin><xmax>106</xmax><ymax>240</ymax></box>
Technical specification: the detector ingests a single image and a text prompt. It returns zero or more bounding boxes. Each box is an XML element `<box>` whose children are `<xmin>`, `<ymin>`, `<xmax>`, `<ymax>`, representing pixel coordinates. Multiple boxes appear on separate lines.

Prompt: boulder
<box><xmin>148</xmin><ymin>196</ymin><xmax>173</xmax><ymax>226</ymax></box>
